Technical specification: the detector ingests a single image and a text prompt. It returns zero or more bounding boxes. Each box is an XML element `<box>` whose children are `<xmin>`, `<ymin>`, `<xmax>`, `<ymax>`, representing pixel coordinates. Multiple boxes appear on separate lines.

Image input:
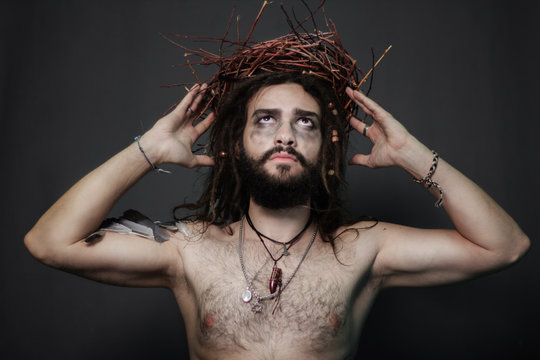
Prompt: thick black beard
<box><xmin>237</xmin><ymin>144</ymin><xmax>321</xmax><ymax>210</ymax></box>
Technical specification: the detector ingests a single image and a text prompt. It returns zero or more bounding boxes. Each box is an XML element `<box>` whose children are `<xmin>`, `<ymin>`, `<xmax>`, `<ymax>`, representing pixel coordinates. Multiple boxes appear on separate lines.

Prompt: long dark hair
<box><xmin>174</xmin><ymin>72</ymin><xmax>356</xmax><ymax>244</ymax></box>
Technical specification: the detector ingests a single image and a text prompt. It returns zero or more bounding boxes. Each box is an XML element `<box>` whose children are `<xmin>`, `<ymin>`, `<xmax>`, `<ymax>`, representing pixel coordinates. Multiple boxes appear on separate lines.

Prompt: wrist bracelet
<box><xmin>413</xmin><ymin>150</ymin><xmax>443</xmax><ymax>207</ymax></box>
<box><xmin>134</xmin><ymin>135</ymin><xmax>172</xmax><ymax>174</ymax></box>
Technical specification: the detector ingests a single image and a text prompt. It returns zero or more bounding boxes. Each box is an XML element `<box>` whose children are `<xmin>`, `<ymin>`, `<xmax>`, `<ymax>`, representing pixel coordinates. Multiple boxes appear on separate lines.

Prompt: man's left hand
<box><xmin>345</xmin><ymin>87</ymin><xmax>428</xmax><ymax>171</ymax></box>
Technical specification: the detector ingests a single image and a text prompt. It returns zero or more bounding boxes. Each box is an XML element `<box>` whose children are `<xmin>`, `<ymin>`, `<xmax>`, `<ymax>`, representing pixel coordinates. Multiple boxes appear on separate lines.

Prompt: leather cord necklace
<box><xmin>245</xmin><ymin>212</ymin><xmax>312</xmax><ymax>260</ymax></box>
<box><xmin>245</xmin><ymin>212</ymin><xmax>312</xmax><ymax>295</ymax></box>
<box><xmin>238</xmin><ymin>216</ymin><xmax>317</xmax><ymax>313</ymax></box>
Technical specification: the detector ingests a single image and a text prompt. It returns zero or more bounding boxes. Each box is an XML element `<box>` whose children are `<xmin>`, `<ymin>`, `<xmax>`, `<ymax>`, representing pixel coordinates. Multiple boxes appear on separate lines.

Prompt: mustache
<box><xmin>258</xmin><ymin>146</ymin><xmax>309</xmax><ymax>167</ymax></box>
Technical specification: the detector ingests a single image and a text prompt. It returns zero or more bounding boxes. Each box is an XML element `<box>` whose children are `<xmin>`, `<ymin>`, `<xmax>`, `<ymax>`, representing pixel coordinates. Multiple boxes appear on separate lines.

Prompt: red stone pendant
<box><xmin>269</xmin><ymin>264</ymin><xmax>282</xmax><ymax>294</ymax></box>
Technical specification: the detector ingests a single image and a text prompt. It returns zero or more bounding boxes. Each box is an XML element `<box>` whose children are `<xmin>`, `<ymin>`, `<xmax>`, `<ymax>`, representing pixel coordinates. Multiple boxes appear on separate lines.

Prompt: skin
<box><xmin>25</xmin><ymin>83</ymin><xmax>529</xmax><ymax>359</ymax></box>
<box><xmin>243</xmin><ymin>84</ymin><xmax>322</xmax><ymax>176</ymax></box>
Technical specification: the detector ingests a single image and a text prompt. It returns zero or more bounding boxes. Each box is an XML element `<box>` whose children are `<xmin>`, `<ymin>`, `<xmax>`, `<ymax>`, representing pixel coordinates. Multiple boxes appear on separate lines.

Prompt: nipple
<box><xmin>203</xmin><ymin>313</ymin><xmax>215</xmax><ymax>329</ymax></box>
<box><xmin>329</xmin><ymin>312</ymin><xmax>341</xmax><ymax>330</ymax></box>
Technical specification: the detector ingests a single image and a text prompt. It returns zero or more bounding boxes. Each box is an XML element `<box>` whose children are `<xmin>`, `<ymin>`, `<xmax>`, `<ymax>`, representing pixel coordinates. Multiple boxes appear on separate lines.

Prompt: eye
<box><xmin>257</xmin><ymin>115</ymin><xmax>275</xmax><ymax>125</ymax></box>
<box><xmin>296</xmin><ymin>117</ymin><xmax>315</xmax><ymax>129</ymax></box>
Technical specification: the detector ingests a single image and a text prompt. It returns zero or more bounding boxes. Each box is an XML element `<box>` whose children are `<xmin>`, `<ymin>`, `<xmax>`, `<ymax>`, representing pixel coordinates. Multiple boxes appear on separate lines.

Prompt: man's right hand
<box><xmin>140</xmin><ymin>83</ymin><xmax>216</xmax><ymax>169</ymax></box>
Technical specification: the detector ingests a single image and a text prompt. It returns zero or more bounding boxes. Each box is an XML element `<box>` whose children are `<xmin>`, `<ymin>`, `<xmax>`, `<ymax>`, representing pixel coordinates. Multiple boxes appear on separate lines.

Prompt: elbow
<box><xmin>24</xmin><ymin>229</ymin><xmax>44</xmax><ymax>262</ymax></box>
<box><xmin>503</xmin><ymin>232</ymin><xmax>530</xmax><ymax>266</ymax></box>
<box><xmin>24</xmin><ymin>229</ymin><xmax>57</xmax><ymax>266</ymax></box>
<box><xmin>514</xmin><ymin>232</ymin><xmax>531</xmax><ymax>261</ymax></box>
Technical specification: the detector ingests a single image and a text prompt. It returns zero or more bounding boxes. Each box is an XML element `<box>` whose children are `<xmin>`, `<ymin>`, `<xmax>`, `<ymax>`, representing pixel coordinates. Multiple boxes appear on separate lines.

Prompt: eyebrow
<box><xmin>251</xmin><ymin>108</ymin><xmax>321</xmax><ymax>121</ymax></box>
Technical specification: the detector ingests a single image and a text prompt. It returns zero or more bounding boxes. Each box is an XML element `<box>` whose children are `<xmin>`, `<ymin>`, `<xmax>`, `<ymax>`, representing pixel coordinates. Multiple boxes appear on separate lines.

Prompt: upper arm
<box><xmin>370</xmin><ymin>222</ymin><xmax>513</xmax><ymax>288</ymax></box>
<box><xmin>28</xmin><ymin>230</ymin><xmax>183</xmax><ymax>289</ymax></box>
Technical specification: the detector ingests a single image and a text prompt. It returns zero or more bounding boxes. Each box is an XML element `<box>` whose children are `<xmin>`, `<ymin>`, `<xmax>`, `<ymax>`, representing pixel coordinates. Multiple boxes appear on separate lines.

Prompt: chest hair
<box><xmin>182</xmin><ymin>232</ymin><xmax>373</xmax><ymax>353</ymax></box>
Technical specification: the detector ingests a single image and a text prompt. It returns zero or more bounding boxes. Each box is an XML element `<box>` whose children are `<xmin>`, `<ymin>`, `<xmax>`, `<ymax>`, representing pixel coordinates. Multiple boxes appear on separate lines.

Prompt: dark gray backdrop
<box><xmin>2</xmin><ymin>0</ymin><xmax>539</xmax><ymax>359</ymax></box>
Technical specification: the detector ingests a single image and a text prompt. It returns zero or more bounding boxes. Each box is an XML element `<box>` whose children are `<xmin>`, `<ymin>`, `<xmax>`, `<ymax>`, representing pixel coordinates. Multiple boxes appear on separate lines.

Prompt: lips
<box><xmin>258</xmin><ymin>146</ymin><xmax>308</xmax><ymax>167</ymax></box>
<box><xmin>269</xmin><ymin>152</ymin><xmax>297</xmax><ymax>163</ymax></box>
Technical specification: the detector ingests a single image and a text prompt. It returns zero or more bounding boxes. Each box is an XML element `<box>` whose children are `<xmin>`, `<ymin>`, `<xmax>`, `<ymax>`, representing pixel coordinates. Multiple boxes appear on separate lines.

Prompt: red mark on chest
<box><xmin>329</xmin><ymin>312</ymin><xmax>341</xmax><ymax>330</ymax></box>
<box><xmin>203</xmin><ymin>313</ymin><xmax>215</xmax><ymax>329</ymax></box>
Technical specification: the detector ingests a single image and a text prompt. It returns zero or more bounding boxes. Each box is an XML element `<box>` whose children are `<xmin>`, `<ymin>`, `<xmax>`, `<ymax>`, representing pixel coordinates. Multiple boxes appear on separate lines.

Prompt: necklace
<box><xmin>238</xmin><ymin>216</ymin><xmax>317</xmax><ymax>313</ymax></box>
<box><xmin>245</xmin><ymin>212</ymin><xmax>312</xmax><ymax>257</ymax></box>
<box><xmin>245</xmin><ymin>212</ymin><xmax>312</xmax><ymax>294</ymax></box>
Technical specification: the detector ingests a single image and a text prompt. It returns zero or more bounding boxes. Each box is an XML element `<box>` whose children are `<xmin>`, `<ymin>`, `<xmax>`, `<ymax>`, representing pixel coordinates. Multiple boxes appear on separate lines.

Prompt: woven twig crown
<box><xmin>162</xmin><ymin>1</ymin><xmax>390</xmax><ymax>118</ymax></box>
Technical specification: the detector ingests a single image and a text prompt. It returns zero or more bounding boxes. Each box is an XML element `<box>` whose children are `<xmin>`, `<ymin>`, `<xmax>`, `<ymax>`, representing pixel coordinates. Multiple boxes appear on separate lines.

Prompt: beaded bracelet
<box><xmin>413</xmin><ymin>150</ymin><xmax>443</xmax><ymax>207</ymax></box>
<box><xmin>134</xmin><ymin>135</ymin><xmax>172</xmax><ymax>174</ymax></box>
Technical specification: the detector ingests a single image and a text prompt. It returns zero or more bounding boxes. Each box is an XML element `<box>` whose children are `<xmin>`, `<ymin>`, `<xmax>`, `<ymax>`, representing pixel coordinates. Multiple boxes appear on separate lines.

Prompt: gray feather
<box><xmin>85</xmin><ymin>209</ymin><xmax>173</xmax><ymax>243</ymax></box>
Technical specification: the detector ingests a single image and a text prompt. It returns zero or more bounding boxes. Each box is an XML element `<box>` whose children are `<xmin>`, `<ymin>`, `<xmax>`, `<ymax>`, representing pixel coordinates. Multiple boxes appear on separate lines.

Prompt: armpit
<box><xmin>85</xmin><ymin>209</ymin><xmax>186</xmax><ymax>243</ymax></box>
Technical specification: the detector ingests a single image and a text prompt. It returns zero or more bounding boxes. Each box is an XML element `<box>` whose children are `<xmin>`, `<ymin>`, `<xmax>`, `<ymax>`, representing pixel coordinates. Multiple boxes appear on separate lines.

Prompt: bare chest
<box><xmin>177</xmin><ymin>233</ymin><xmax>378</xmax><ymax>354</ymax></box>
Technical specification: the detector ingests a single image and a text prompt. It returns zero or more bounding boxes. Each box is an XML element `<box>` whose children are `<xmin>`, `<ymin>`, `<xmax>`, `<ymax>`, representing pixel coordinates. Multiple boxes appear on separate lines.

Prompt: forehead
<box><xmin>246</xmin><ymin>83</ymin><xmax>321</xmax><ymax>117</ymax></box>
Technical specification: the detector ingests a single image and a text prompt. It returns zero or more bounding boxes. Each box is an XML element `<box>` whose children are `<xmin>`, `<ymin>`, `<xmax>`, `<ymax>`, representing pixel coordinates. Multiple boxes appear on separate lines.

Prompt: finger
<box><xmin>348</xmin><ymin>153</ymin><xmax>372</xmax><ymax>168</ymax></box>
<box><xmin>346</xmin><ymin>87</ymin><xmax>392</xmax><ymax>122</ymax></box>
<box><xmin>188</xmin><ymin>83</ymin><xmax>208</xmax><ymax>116</ymax></box>
<box><xmin>346</xmin><ymin>88</ymin><xmax>374</xmax><ymax>117</ymax></box>
<box><xmin>357</xmin><ymin>102</ymin><xmax>375</xmax><ymax>118</ymax></box>
<box><xmin>173</xmin><ymin>83</ymin><xmax>201</xmax><ymax>116</ymax></box>
<box><xmin>190</xmin><ymin>155</ymin><xmax>215</xmax><ymax>168</ymax></box>
<box><xmin>349</xmin><ymin>115</ymin><xmax>376</xmax><ymax>140</ymax></box>
<box><xmin>193</xmin><ymin>112</ymin><xmax>216</xmax><ymax>138</ymax></box>
<box><xmin>349</xmin><ymin>115</ymin><xmax>368</xmax><ymax>133</ymax></box>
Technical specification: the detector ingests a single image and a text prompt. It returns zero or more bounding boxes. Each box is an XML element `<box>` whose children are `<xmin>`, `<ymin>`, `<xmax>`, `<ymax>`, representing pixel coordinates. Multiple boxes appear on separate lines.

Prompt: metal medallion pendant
<box><xmin>282</xmin><ymin>244</ymin><xmax>290</xmax><ymax>256</ymax></box>
<box><xmin>251</xmin><ymin>301</ymin><xmax>263</xmax><ymax>313</ymax></box>
<box><xmin>241</xmin><ymin>288</ymin><xmax>252</xmax><ymax>303</ymax></box>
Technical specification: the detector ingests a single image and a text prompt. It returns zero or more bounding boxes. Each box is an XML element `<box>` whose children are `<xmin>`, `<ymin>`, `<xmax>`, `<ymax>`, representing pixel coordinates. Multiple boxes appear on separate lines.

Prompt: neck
<box><xmin>246</xmin><ymin>198</ymin><xmax>313</xmax><ymax>242</ymax></box>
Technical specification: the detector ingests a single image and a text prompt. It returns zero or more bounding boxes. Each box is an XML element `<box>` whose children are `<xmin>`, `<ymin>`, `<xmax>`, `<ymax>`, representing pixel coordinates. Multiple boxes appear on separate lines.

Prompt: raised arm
<box><xmin>24</xmin><ymin>84</ymin><xmax>215</xmax><ymax>288</ymax></box>
<box><xmin>345</xmin><ymin>87</ymin><xmax>530</xmax><ymax>287</ymax></box>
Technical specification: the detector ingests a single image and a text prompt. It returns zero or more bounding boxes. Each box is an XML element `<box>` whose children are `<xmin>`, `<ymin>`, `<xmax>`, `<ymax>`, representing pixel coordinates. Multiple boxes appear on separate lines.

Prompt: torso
<box><xmin>170</xmin><ymin>221</ymin><xmax>381</xmax><ymax>360</ymax></box>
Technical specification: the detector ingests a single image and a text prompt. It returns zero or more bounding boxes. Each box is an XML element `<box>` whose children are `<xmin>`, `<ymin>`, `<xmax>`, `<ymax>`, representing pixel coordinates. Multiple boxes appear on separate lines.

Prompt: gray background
<box><xmin>2</xmin><ymin>0</ymin><xmax>539</xmax><ymax>359</ymax></box>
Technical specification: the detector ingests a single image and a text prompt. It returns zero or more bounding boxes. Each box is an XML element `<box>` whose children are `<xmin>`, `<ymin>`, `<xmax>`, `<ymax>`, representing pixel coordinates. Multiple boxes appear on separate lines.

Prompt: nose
<box><xmin>274</xmin><ymin>122</ymin><xmax>296</xmax><ymax>147</ymax></box>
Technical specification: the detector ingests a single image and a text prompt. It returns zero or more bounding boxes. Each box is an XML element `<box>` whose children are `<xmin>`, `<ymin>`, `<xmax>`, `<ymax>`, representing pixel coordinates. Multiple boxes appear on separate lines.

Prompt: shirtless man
<box><xmin>25</xmin><ymin>68</ymin><xmax>529</xmax><ymax>358</ymax></box>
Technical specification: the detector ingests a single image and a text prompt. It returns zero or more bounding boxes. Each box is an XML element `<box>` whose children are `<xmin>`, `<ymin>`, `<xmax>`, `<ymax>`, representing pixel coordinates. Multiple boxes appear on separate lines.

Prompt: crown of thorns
<box><xmin>162</xmin><ymin>1</ymin><xmax>390</xmax><ymax>118</ymax></box>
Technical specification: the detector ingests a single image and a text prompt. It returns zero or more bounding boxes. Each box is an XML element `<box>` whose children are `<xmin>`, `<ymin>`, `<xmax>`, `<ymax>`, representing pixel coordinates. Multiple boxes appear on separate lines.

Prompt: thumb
<box><xmin>349</xmin><ymin>154</ymin><xmax>372</xmax><ymax>167</ymax></box>
<box><xmin>191</xmin><ymin>155</ymin><xmax>215</xmax><ymax>168</ymax></box>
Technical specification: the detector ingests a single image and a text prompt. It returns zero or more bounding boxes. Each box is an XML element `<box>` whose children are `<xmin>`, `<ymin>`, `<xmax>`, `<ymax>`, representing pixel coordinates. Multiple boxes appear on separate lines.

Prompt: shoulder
<box><xmin>170</xmin><ymin>221</ymin><xmax>239</xmax><ymax>291</ymax></box>
<box><xmin>170</xmin><ymin>220</ymin><xmax>238</xmax><ymax>250</ymax></box>
<box><xmin>330</xmin><ymin>220</ymin><xmax>419</xmax><ymax>267</ymax></box>
<box><xmin>326</xmin><ymin>219</ymin><xmax>385</xmax><ymax>265</ymax></box>
<box><xmin>331</xmin><ymin>218</ymin><xmax>384</xmax><ymax>245</ymax></box>
<box><xmin>333</xmin><ymin>220</ymin><xmax>413</xmax><ymax>242</ymax></box>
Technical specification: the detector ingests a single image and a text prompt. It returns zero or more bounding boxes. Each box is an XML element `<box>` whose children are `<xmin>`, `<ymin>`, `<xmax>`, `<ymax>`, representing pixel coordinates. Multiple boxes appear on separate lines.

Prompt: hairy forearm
<box><xmin>400</xmin><ymin>137</ymin><xmax>529</xmax><ymax>260</ymax></box>
<box><xmin>25</xmin><ymin>141</ymin><xmax>153</xmax><ymax>258</ymax></box>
